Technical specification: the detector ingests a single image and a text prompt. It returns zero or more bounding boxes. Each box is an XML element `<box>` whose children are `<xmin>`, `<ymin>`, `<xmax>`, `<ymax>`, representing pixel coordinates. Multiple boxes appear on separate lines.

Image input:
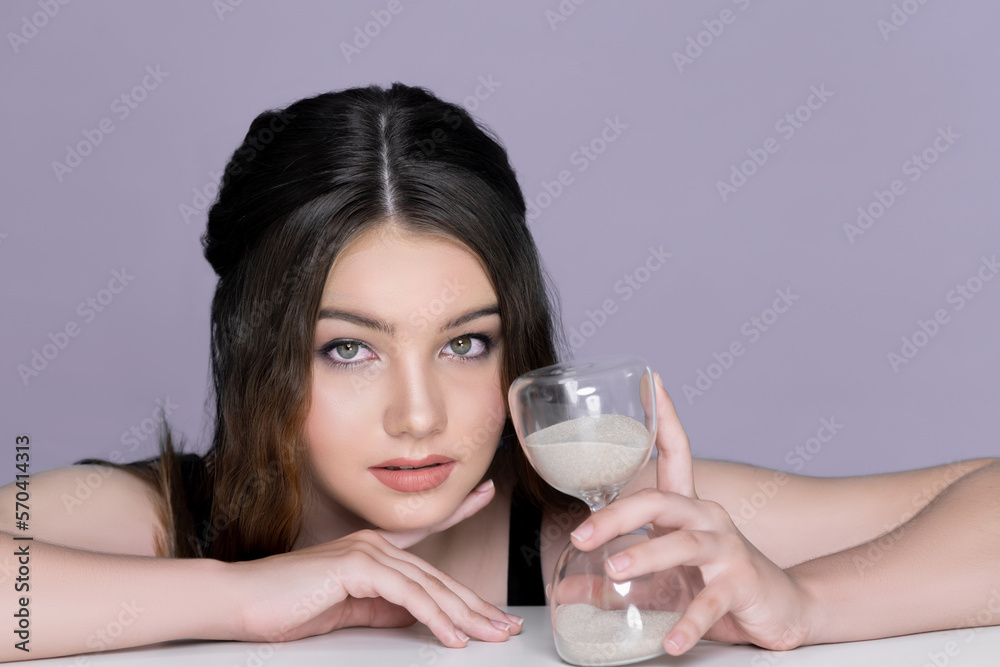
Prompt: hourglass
<box><xmin>508</xmin><ymin>355</ymin><xmax>698</xmax><ymax>666</ymax></box>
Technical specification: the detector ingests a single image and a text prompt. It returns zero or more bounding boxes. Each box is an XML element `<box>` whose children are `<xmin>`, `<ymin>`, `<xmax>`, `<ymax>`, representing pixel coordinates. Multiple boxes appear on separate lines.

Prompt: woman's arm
<box><xmin>576</xmin><ymin>374</ymin><xmax>1000</xmax><ymax>654</ymax></box>
<box><xmin>0</xmin><ymin>465</ymin><xmax>519</xmax><ymax>662</ymax></box>
<box><xmin>0</xmin><ymin>531</ymin><xmax>237</xmax><ymax>662</ymax></box>
<box><xmin>689</xmin><ymin>456</ymin><xmax>999</xmax><ymax>567</ymax></box>
<box><xmin>0</xmin><ymin>465</ymin><xmax>238</xmax><ymax>661</ymax></box>
<box><xmin>791</xmin><ymin>459</ymin><xmax>1000</xmax><ymax>644</ymax></box>
<box><xmin>545</xmin><ymin>452</ymin><xmax>997</xmax><ymax>592</ymax></box>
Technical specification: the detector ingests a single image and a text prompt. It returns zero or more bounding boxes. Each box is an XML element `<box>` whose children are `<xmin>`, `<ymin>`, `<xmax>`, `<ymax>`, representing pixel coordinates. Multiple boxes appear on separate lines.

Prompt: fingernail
<box><xmin>505</xmin><ymin>613</ymin><xmax>524</xmax><ymax>626</ymax></box>
<box><xmin>570</xmin><ymin>521</ymin><xmax>593</xmax><ymax>542</ymax></box>
<box><xmin>665</xmin><ymin>632</ymin><xmax>684</xmax><ymax>653</ymax></box>
<box><xmin>655</xmin><ymin>372</ymin><xmax>664</xmax><ymax>389</ymax></box>
<box><xmin>491</xmin><ymin>619</ymin><xmax>512</xmax><ymax>632</ymax></box>
<box><xmin>607</xmin><ymin>553</ymin><xmax>631</xmax><ymax>574</ymax></box>
<box><xmin>455</xmin><ymin>628</ymin><xmax>470</xmax><ymax>643</ymax></box>
<box><xmin>475</xmin><ymin>479</ymin><xmax>494</xmax><ymax>493</ymax></box>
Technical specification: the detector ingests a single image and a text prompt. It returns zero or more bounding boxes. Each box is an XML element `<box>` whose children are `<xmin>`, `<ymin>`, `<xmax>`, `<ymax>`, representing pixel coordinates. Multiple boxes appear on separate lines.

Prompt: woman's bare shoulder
<box><xmin>0</xmin><ymin>464</ymin><xmax>167</xmax><ymax>557</ymax></box>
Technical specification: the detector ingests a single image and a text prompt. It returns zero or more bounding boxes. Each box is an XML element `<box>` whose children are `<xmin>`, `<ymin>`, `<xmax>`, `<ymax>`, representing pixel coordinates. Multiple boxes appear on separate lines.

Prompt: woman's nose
<box><xmin>382</xmin><ymin>361</ymin><xmax>448</xmax><ymax>439</ymax></box>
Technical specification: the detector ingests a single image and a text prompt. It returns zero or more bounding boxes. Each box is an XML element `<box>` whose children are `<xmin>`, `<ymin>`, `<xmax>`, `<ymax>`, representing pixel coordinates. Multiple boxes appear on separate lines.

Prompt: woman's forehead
<box><xmin>318</xmin><ymin>226</ymin><xmax>498</xmax><ymax>327</ymax></box>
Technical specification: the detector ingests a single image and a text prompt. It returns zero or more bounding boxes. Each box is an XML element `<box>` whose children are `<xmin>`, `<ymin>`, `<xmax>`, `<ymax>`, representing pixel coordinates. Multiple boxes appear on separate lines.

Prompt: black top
<box><xmin>506</xmin><ymin>483</ymin><xmax>546</xmax><ymax>605</ymax></box>
<box><xmin>174</xmin><ymin>453</ymin><xmax>546</xmax><ymax>605</ymax></box>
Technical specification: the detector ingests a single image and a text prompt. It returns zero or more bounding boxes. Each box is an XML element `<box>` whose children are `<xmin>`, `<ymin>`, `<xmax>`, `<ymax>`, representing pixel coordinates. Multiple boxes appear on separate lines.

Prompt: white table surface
<box><xmin>18</xmin><ymin>606</ymin><xmax>1000</xmax><ymax>666</ymax></box>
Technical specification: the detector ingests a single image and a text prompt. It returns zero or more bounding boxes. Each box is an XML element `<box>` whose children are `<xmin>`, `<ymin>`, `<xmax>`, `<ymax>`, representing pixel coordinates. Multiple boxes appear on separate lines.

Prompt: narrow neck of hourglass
<box><xmin>581</xmin><ymin>489</ymin><xmax>621</xmax><ymax>513</ymax></box>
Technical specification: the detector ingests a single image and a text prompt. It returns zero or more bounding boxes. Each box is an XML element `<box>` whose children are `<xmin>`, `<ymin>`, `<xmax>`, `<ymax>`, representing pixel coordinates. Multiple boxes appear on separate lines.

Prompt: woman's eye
<box><xmin>444</xmin><ymin>335</ymin><xmax>489</xmax><ymax>358</ymax></box>
<box><xmin>335</xmin><ymin>342</ymin><xmax>361</xmax><ymax>359</ymax></box>
<box><xmin>324</xmin><ymin>340</ymin><xmax>375</xmax><ymax>364</ymax></box>
<box><xmin>321</xmin><ymin>335</ymin><xmax>492</xmax><ymax>367</ymax></box>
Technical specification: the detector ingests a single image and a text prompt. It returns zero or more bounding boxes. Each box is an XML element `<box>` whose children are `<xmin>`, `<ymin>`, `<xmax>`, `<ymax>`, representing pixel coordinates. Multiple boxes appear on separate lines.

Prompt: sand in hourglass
<box><xmin>554</xmin><ymin>603</ymin><xmax>682</xmax><ymax>666</ymax></box>
<box><xmin>523</xmin><ymin>413</ymin><xmax>650</xmax><ymax>494</ymax></box>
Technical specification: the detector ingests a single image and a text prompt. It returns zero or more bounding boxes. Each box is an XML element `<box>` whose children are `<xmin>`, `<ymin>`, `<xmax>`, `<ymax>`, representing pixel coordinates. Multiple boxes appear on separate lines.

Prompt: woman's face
<box><xmin>303</xmin><ymin>223</ymin><xmax>507</xmax><ymax>531</ymax></box>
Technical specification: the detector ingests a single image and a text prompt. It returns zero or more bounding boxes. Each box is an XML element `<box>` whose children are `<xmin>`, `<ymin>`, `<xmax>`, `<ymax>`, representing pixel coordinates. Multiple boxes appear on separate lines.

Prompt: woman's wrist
<box><xmin>194</xmin><ymin>557</ymin><xmax>252</xmax><ymax>641</ymax></box>
<box><xmin>208</xmin><ymin>558</ymin><xmax>262</xmax><ymax>642</ymax></box>
<box><xmin>218</xmin><ymin>556</ymin><xmax>304</xmax><ymax>644</ymax></box>
<box><xmin>786</xmin><ymin>558</ymin><xmax>841</xmax><ymax>647</ymax></box>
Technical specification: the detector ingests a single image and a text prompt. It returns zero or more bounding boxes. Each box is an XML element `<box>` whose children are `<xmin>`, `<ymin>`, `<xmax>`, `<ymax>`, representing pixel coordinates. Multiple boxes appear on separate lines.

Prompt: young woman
<box><xmin>1</xmin><ymin>83</ymin><xmax>997</xmax><ymax>662</ymax></box>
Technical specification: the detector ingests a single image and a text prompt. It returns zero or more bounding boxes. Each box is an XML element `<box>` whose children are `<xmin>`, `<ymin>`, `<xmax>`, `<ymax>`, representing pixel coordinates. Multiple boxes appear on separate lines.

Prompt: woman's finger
<box><xmin>348</xmin><ymin>532</ymin><xmax>519</xmax><ymax>638</ymax></box>
<box><xmin>376</xmin><ymin>551</ymin><xmax>515</xmax><ymax>641</ymax></box>
<box><xmin>332</xmin><ymin>596</ymin><xmax>417</xmax><ymax>630</ymax></box>
<box><xmin>334</xmin><ymin>551</ymin><xmax>477</xmax><ymax>647</ymax></box>
<box><xmin>550</xmin><ymin>573</ymin><xmax>615</xmax><ymax>607</ymax></box>
<box><xmin>395</xmin><ymin>553</ymin><xmax>523</xmax><ymax>636</ymax></box>
<box><xmin>337</xmin><ymin>546</ymin><xmax>513</xmax><ymax>646</ymax></box>
<box><xmin>603</xmin><ymin>529</ymin><xmax>728</xmax><ymax>580</ymax></box>
<box><xmin>653</xmin><ymin>372</ymin><xmax>697</xmax><ymax>498</ymax></box>
<box><xmin>570</xmin><ymin>489</ymin><xmax>725</xmax><ymax>552</ymax></box>
<box><xmin>374</xmin><ymin>486</ymin><xmax>524</xmax><ymax>634</ymax></box>
<box><xmin>662</xmin><ymin>583</ymin><xmax>736</xmax><ymax>655</ymax></box>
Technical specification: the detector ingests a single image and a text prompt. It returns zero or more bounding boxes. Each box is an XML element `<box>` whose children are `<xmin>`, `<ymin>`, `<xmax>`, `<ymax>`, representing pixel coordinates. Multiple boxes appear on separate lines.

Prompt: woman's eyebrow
<box><xmin>317</xmin><ymin>305</ymin><xmax>500</xmax><ymax>335</ymax></box>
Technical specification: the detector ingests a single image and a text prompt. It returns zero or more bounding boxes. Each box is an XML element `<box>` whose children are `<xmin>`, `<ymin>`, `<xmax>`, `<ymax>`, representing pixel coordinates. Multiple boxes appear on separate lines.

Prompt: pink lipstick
<box><xmin>369</xmin><ymin>455</ymin><xmax>456</xmax><ymax>493</ymax></box>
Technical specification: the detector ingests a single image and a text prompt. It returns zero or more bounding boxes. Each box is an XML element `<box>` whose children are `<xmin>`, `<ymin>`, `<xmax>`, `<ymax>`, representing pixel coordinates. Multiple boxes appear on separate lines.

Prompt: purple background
<box><xmin>2</xmin><ymin>1</ymin><xmax>998</xmax><ymax>487</ymax></box>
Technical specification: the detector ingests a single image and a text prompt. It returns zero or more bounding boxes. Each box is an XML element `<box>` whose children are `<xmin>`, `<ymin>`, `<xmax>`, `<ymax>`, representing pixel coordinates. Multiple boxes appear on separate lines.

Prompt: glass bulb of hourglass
<box><xmin>522</xmin><ymin>412</ymin><xmax>651</xmax><ymax>512</ymax></box>
<box><xmin>509</xmin><ymin>355</ymin><xmax>700</xmax><ymax>666</ymax></box>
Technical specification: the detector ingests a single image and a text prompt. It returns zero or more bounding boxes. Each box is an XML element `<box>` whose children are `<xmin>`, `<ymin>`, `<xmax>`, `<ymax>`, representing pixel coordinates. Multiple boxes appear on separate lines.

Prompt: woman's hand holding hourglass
<box><xmin>568</xmin><ymin>372</ymin><xmax>815</xmax><ymax>656</ymax></box>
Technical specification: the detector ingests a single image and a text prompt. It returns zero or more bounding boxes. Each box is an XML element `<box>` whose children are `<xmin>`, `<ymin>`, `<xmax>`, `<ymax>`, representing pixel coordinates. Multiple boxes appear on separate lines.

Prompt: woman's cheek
<box><xmin>455</xmin><ymin>395</ymin><xmax>507</xmax><ymax>465</ymax></box>
<box><xmin>305</xmin><ymin>374</ymin><xmax>375</xmax><ymax>467</ymax></box>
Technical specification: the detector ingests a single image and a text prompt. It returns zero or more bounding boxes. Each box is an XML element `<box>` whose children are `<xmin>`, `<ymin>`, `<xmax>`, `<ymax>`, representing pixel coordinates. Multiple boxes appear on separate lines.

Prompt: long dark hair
<box><xmin>80</xmin><ymin>82</ymin><xmax>574</xmax><ymax>561</ymax></box>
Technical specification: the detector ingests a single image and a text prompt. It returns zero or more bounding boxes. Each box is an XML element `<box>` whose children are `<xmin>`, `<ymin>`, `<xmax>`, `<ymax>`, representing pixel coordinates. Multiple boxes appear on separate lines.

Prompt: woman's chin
<box><xmin>363</xmin><ymin>495</ymin><xmax>461</xmax><ymax>533</ymax></box>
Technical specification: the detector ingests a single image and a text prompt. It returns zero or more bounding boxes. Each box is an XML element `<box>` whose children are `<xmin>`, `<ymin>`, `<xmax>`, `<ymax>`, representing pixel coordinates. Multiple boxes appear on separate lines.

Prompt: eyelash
<box><xmin>318</xmin><ymin>333</ymin><xmax>496</xmax><ymax>370</ymax></box>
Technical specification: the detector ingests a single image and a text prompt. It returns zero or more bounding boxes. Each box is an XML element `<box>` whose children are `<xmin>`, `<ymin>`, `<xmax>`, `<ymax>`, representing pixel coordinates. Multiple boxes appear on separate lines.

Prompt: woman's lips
<box><xmin>369</xmin><ymin>456</ymin><xmax>456</xmax><ymax>493</ymax></box>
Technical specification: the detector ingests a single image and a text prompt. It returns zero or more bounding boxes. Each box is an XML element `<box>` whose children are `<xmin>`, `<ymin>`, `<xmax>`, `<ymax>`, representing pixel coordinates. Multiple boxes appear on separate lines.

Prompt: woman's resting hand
<box><xmin>229</xmin><ymin>485</ymin><xmax>520</xmax><ymax>648</ymax></box>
